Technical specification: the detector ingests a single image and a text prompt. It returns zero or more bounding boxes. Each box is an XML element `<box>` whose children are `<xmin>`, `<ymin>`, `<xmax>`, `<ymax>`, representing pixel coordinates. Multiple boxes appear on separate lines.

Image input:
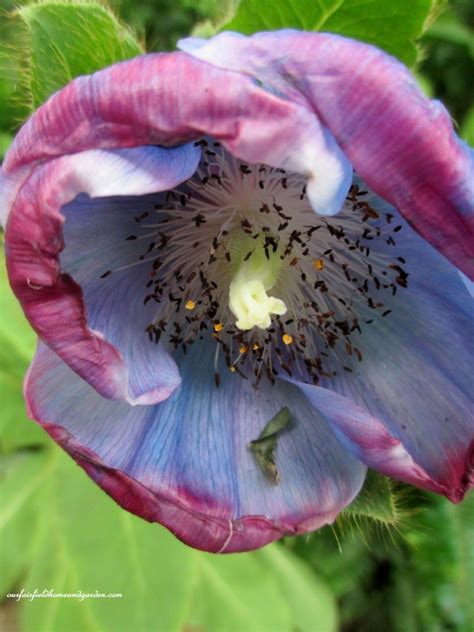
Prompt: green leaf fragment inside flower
<box><xmin>249</xmin><ymin>407</ymin><xmax>292</xmax><ymax>485</ymax></box>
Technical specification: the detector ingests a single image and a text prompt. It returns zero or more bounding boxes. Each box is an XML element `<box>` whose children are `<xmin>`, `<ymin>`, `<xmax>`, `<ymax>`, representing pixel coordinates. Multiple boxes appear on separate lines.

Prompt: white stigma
<box><xmin>229</xmin><ymin>277</ymin><xmax>286</xmax><ymax>329</ymax></box>
<box><xmin>228</xmin><ymin>237</ymin><xmax>287</xmax><ymax>330</ymax></box>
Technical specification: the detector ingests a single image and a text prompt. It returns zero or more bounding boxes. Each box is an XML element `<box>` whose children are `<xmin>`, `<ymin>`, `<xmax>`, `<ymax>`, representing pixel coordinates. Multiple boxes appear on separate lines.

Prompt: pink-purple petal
<box><xmin>25</xmin><ymin>341</ymin><xmax>366</xmax><ymax>553</ymax></box>
<box><xmin>2</xmin><ymin>52</ymin><xmax>352</xmax><ymax>219</ymax></box>
<box><xmin>179</xmin><ymin>31</ymin><xmax>474</xmax><ymax>277</ymax></box>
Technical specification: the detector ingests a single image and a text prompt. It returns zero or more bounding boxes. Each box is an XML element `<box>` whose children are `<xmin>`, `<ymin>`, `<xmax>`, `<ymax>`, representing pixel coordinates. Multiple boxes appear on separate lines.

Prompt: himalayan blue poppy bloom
<box><xmin>1</xmin><ymin>30</ymin><xmax>473</xmax><ymax>553</ymax></box>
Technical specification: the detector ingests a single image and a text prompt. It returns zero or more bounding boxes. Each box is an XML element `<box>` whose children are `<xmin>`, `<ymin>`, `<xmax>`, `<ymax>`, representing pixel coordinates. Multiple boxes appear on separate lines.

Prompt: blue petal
<box><xmin>294</xmin><ymin>190</ymin><xmax>474</xmax><ymax>500</ymax></box>
<box><xmin>60</xmin><ymin>193</ymin><xmax>182</xmax><ymax>405</ymax></box>
<box><xmin>26</xmin><ymin>341</ymin><xmax>366</xmax><ymax>552</ymax></box>
<box><xmin>57</xmin><ymin>143</ymin><xmax>201</xmax><ymax>404</ymax></box>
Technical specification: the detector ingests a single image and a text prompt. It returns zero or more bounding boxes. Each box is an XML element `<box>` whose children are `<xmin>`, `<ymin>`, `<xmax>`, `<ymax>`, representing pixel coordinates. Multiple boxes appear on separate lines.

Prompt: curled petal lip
<box><xmin>2</xmin><ymin>52</ymin><xmax>351</xmax><ymax>217</ymax></box>
<box><xmin>0</xmin><ymin>53</ymin><xmax>306</xmax><ymax>170</ymax></box>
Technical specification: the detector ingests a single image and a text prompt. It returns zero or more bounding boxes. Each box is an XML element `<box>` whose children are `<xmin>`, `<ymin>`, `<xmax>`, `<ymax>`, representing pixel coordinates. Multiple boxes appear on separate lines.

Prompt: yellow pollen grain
<box><xmin>214</xmin><ymin>322</ymin><xmax>224</xmax><ymax>332</ymax></box>
<box><xmin>314</xmin><ymin>258</ymin><xmax>325</xmax><ymax>271</ymax></box>
<box><xmin>252</xmin><ymin>343</ymin><xmax>260</xmax><ymax>351</ymax></box>
<box><xmin>239</xmin><ymin>345</ymin><xmax>248</xmax><ymax>354</ymax></box>
<box><xmin>185</xmin><ymin>300</ymin><xmax>196</xmax><ymax>310</ymax></box>
<box><xmin>229</xmin><ymin>366</ymin><xmax>236</xmax><ymax>373</ymax></box>
<box><xmin>282</xmin><ymin>333</ymin><xmax>293</xmax><ymax>345</ymax></box>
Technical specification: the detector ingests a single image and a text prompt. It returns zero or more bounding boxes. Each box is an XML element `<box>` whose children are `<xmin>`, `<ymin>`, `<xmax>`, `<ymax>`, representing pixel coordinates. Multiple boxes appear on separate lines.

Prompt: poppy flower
<box><xmin>1</xmin><ymin>30</ymin><xmax>473</xmax><ymax>552</ymax></box>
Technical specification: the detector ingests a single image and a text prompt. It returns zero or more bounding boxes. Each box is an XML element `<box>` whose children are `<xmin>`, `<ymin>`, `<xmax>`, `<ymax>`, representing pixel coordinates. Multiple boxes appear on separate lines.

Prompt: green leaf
<box><xmin>414</xmin><ymin>72</ymin><xmax>435</xmax><ymax>98</ymax></box>
<box><xmin>191</xmin><ymin>0</ymin><xmax>240</xmax><ymax>38</ymax></box>
<box><xmin>223</xmin><ymin>0</ymin><xmax>441</xmax><ymax>66</ymax></box>
<box><xmin>20</xmin><ymin>449</ymin><xmax>196</xmax><ymax>632</ymax></box>
<box><xmin>260</xmin><ymin>544</ymin><xmax>338</xmax><ymax>632</ymax></box>
<box><xmin>292</xmin><ymin>488</ymin><xmax>474</xmax><ymax>631</ymax></box>
<box><xmin>188</xmin><ymin>551</ymin><xmax>293</xmax><ymax>630</ymax></box>
<box><xmin>0</xmin><ymin>252</ymin><xmax>37</xmax><ymax>365</ymax></box>
<box><xmin>287</xmin><ymin>472</ymin><xmax>411</xmax><ymax>626</ymax></box>
<box><xmin>0</xmin><ymin>49</ymin><xmax>24</xmax><ymax>132</ymax></box>
<box><xmin>426</xmin><ymin>10</ymin><xmax>474</xmax><ymax>56</ymax></box>
<box><xmin>0</xmin><ymin>20</ymin><xmax>31</xmax><ymax>131</ymax></box>
<box><xmin>450</xmin><ymin>493</ymin><xmax>474</xmax><ymax>628</ymax></box>
<box><xmin>0</xmin><ymin>370</ymin><xmax>50</xmax><ymax>454</ymax></box>
<box><xmin>14</xmin><ymin>0</ymin><xmax>144</xmax><ymax>109</ymax></box>
<box><xmin>0</xmin><ymin>132</ymin><xmax>12</xmax><ymax>160</ymax></box>
<box><xmin>187</xmin><ymin>539</ymin><xmax>337</xmax><ymax>631</ymax></box>
<box><xmin>0</xmin><ymin>254</ymin><xmax>47</xmax><ymax>453</ymax></box>
<box><xmin>0</xmin><ymin>451</ymin><xmax>53</xmax><ymax>596</ymax></box>
<box><xmin>461</xmin><ymin>105</ymin><xmax>474</xmax><ymax>145</ymax></box>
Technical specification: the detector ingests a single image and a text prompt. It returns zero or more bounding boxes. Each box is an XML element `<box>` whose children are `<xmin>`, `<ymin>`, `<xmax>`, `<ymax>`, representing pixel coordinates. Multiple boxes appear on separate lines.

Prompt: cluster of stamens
<box><xmin>100</xmin><ymin>139</ymin><xmax>409</xmax><ymax>388</ymax></box>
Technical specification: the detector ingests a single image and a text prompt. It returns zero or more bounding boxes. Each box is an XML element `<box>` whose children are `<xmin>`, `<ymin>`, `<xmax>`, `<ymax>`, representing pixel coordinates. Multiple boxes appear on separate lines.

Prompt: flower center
<box><xmin>229</xmin><ymin>237</ymin><xmax>287</xmax><ymax>330</ymax></box>
<box><xmin>100</xmin><ymin>139</ymin><xmax>408</xmax><ymax>387</ymax></box>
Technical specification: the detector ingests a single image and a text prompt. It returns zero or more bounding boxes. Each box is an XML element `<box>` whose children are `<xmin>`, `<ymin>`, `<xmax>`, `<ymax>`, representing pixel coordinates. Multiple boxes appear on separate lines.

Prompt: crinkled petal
<box><xmin>293</xmin><ymin>193</ymin><xmax>474</xmax><ymax>501</ymax></box>
<box><xmin>179</xmin><ymin>31</ymin><xmax>474</xmax><ymax>277</ymax></box>
<box><xmin>5</xmin><ymin>144</ymin><xmax>199</xmax><ymax>401</ymax></box>
<box><xmin>2</xmin><ymin>51</ymin><xmax>352</xmax><ymax>220</ymax></box>
<box><xmin>25</xmin><ymin>341</ymin><xmax>366</xmax><ymax>553</ymax></box>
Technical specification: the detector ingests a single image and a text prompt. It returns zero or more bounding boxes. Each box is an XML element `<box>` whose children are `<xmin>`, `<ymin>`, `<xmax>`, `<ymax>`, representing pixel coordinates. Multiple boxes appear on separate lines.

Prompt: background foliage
<box><xmin>0</xmin><ymin>1</ymin><xmax>473</xmax><ymax>630</ymax></box>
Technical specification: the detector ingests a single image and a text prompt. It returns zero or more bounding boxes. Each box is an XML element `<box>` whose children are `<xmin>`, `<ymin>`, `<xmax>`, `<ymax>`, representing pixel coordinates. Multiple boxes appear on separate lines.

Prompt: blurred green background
<box><xmin>0</xmin><ymin>1</ymin><xmax>473</xmax><ymax>631</ymax></box>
